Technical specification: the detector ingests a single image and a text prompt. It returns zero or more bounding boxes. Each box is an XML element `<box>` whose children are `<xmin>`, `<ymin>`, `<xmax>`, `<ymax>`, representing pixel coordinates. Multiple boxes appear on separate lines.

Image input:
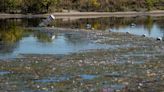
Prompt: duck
<box><xmin>142</xmin><ymin>34</ymin><xmax>146</xmax><ymax>37</ymax></box>
<box><xmin>156</xmin><ymin>37</ymin><xmax>162</xmax><ymax>41</ymax></box>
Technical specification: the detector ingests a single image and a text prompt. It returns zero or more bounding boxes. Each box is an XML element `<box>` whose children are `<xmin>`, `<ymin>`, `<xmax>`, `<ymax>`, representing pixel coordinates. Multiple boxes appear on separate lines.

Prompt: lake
<box><xmin>0</xmin><ymin>16</ymin><xmax>163</xmax><ymax>59</ymax></box>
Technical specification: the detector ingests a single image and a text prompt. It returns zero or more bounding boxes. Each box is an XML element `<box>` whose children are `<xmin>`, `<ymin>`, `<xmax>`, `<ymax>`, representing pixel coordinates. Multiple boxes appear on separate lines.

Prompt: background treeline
<box><xmin>0</xmin><ymin>0</ymin><xmax>163</xmax><ymax>13</ymax></box>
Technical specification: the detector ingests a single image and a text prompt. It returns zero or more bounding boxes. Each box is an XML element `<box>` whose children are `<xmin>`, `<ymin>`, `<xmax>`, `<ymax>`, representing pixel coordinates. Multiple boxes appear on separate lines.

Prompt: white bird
<box><xmin>39</xmin><ymin>15</ymin><xmax>55</xmax><ymax>27</ymax></box>
<box><xmin>51</xmin><ymin>35</ymin><xmax>56</xmax><ymax>40</ymax></box>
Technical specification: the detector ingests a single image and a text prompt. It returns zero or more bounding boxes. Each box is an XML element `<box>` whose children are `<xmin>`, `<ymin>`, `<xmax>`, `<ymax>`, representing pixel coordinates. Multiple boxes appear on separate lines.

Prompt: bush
<box><xmin>0</xmin><ymin>0</ymin><xmax>163</xmax><ymax>13</ymax></box>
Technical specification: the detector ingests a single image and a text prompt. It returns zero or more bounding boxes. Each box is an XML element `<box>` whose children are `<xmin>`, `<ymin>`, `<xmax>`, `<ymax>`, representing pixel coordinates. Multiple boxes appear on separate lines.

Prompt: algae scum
<box><xmin>0</xmin><ymin>16</ymin><xmax>164</xmax><ymax>92</ymax></box>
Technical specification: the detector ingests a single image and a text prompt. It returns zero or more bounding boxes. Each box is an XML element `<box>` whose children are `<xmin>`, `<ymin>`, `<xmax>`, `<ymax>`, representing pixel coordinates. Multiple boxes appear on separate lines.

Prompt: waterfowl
<box><xmin>142</xmin><ymin>34</ymin><xmax>146</xmax><ymax>37</ymax></box>
<box><xmin>156</xmin><ymin>37</ymin><xmax>162</xmax><ymax>41</ymax></box>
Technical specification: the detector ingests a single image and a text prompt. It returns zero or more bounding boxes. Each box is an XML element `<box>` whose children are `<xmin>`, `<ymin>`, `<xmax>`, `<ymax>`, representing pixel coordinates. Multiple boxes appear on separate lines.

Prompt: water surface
<box><xmin>0</xmin><ymin>16</ymin><xmax>163</xmax><ymax>59</ymax></box>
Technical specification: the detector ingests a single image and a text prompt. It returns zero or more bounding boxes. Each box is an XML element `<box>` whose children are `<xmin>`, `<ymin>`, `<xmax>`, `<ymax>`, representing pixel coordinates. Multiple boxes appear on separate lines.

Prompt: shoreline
<box><xmin>0</xmin><ymin>10</ymin><xmax>164</xmax><ymax>19</ymax></box>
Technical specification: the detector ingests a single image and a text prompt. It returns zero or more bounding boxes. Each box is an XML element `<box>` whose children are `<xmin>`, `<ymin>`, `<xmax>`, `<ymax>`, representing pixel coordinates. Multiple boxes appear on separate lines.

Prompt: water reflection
<box><xmin>0</xmin><ymin>23</ymin><xmax>23</xmax><ymax>57</ymax></box>
<box><xmin>144</xmin><ymin>16</ymin><xmax>153</xmax><ymax>34</ymax></box>
<box><xmin>34</xmin><ymin>30</ymin><xmax>56</xmax><ymax>43</ymax></box>
<box><xmin>0</xmin><ymin>25</ymin><xmax>109</xmax><ymax>59</ymax></box>
<box><xmin>51</xmin><ymin>16</ymin><xmax>164</xmax><ymax>38</ymax></box>
<box><xmin>0</xmin><ymin>16</ymin><xmax>163</xmax><ymax>59</ymax></box>
<box><xmin>0</xmin><ymin>26</ymin><xmax>23</xmax><ymax>43</ymax></box>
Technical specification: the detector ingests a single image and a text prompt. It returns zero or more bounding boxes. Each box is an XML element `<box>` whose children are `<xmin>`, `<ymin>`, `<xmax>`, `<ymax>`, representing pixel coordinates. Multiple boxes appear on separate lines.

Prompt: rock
<box><xmin>138</xmin><ymin>86</ymin><xmax>141</xmax><ymax>89</ymax></box>
<box><xmin>123</xmin><ymin>82</ymin><xmax>129</xmax><ymax>85</ymax></box>
<box><xmin>52</xmin><ymin>68</ymin><xmax>56</xmax><ymax>71</ymax></box>
<box><xmin>36</xmin><ymin>85</ymin><xmax>40</xmax><ymax>88</ymax></box>
<box><xmin>79</xmin><ymin>60</ymin><xmax>83</xmax><ymax>63</ymax></box>
<box><xmin>51</xmin><ymin>86</ymin><xmax>54</xmax><ymax>89</ymax></box>
<box><xmin>139</xmin><ymin>83</ymin><xmax>143</xmax><ymax>86</ymax></box>
<box><xmin>42</xmin><ymin>87</ymin><xmax>48</xmax><ymax>90</ymax></box>
<box><xmin>35</xmin><ymin>61</ymin><xmax>38</xmax><ymax>63</ymax></box>
<box><xmin>73</xmin><ymin>80</ymin><xmax>75</xmax><ymax>84</ymax></box>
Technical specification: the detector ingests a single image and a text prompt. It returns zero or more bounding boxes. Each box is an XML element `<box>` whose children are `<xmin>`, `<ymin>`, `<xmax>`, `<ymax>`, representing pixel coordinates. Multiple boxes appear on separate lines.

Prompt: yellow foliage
<box><xmin>89</xmin><ymin>0</ymin><xmax>100</xmax><ymax>8</ymax></box>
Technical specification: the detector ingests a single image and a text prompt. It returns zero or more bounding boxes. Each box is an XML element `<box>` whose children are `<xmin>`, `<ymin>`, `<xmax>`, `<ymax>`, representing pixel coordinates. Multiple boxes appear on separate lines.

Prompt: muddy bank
<box><xmin>0</xmin><ymin>11</ymin><xmax>164</xmax><ymax>19</ymax></box>
<box><xmin>0</xmin><ymin>29</ymin><xmax>164</xmax><ymax>92</ymax></box>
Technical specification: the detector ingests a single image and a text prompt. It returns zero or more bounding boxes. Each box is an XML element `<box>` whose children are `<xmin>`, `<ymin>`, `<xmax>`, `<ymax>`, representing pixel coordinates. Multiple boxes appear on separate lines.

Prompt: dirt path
<box><xmin>0</xmin><ymin>10</ymin><xmax>164</xmax><ymax>19</ymax></box>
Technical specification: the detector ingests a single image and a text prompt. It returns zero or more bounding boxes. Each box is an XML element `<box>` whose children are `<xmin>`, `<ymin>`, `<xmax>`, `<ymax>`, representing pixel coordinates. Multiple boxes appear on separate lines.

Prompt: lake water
<box><xmin>0</xmin><ymin>16</ymin><xmax>163</xmax><ymax>59</ymax></box>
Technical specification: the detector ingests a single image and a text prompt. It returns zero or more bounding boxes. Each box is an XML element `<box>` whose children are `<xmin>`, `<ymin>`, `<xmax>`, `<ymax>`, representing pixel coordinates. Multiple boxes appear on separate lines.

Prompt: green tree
<box><xmin>146</xmin><ymin>0</ymin><xmax>154</xmax><ymax>11</ymax></box>
<box><xmin>6</xmin><ymin>0</ymin><xmax>22</xmax><ymax>13</ymax></box>
<box><xmin>0</xmin><ymin>0</ymin><xmax>163</xmax><ymax>13</ymax></box>
<box><xmin>21</xmin><ymin>0</ymin><xmax>61</xmax><ymax>13</ymax></box>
